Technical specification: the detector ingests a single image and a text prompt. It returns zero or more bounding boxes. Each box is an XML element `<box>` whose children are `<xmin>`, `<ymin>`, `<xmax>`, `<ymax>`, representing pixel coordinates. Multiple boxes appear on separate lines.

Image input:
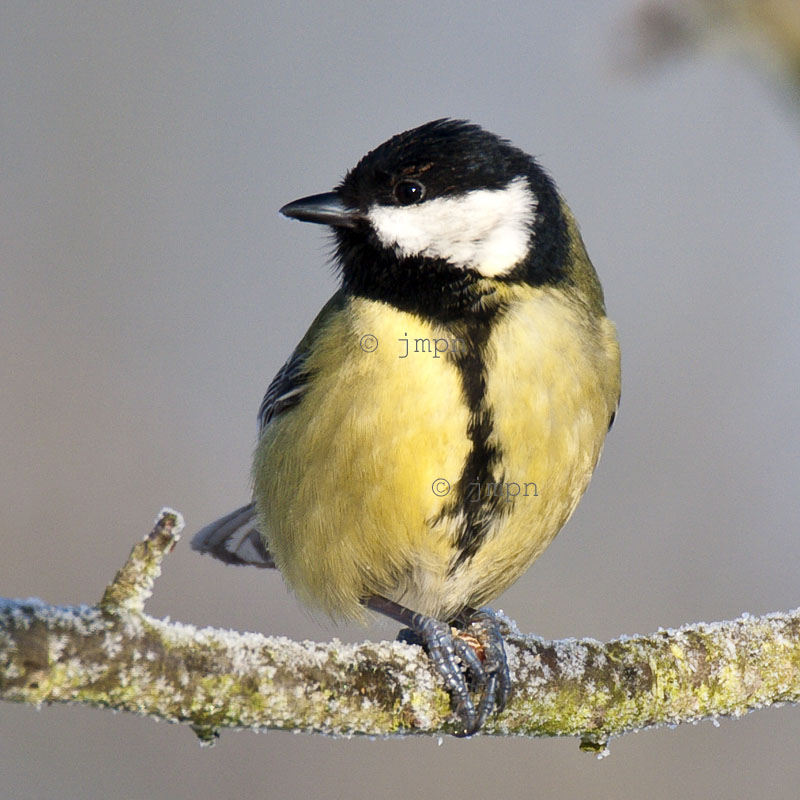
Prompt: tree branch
<box><xmin>1</xmin><ymin>510</ymin><xmax>798</xmax><ymax>749</ymax></box>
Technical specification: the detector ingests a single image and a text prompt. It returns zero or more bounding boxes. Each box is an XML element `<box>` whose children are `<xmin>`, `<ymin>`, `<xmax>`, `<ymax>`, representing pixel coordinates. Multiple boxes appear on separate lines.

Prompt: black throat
<box><xmin>336</xmin><ymin>235</ymin><xmax>500</xmax><ymax>324</ymax></box>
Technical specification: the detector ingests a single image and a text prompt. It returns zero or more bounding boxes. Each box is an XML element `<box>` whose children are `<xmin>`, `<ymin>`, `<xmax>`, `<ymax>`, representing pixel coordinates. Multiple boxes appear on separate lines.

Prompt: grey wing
<box><xmin>192</xmin><ymin>349</ymin><xmax>310</xmax><ymax>568</ymax></box>
<box><xmin>257</xmin><ymin>347</ymin><xmax>310</xmax><ymax>433</ymax></box>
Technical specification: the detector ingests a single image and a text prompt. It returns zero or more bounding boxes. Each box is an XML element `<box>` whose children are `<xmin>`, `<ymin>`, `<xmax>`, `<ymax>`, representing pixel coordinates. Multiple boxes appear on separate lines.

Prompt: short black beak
<box><xmin>279</xmin><ymin>192</ymin><xmax>361</xmax><ymax>229</ymax></box>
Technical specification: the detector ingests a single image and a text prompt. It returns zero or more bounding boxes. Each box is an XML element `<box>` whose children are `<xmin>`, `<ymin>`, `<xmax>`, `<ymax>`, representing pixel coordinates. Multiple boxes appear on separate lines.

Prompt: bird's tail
<box><xmin>190</xmin><ymin>502</ymin><xmax>275</xmax><ymax>568</ymax></box>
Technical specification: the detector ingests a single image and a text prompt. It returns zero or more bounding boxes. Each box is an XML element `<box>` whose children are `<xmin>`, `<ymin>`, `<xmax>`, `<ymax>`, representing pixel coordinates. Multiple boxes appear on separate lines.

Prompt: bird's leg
<box><xmin>366</xmin><ymin>595</ymin><xmax>509</xmax><ymax>736</ymax></box>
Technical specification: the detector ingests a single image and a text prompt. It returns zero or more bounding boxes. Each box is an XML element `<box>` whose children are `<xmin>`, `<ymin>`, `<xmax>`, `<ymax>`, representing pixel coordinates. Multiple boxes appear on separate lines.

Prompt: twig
<box><xmin>1</xmin><ymin>510</ymin><xmax>798</xmax><ymax>749</ymax></box>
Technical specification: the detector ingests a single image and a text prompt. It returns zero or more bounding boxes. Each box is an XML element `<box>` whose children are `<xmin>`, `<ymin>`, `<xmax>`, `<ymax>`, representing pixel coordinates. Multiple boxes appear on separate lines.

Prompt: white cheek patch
<box><xmin>366</xmin><ymin>176</ymin><xmax>536</xmax><ymax>277</ymax></box>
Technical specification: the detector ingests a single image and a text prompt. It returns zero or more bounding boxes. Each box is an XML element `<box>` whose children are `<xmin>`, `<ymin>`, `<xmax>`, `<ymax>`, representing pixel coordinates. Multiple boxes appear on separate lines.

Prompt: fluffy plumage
<box><xmin>192</xmin><ymin>119</ymin><xmax>621</xmax><ymax>734</ymax></box>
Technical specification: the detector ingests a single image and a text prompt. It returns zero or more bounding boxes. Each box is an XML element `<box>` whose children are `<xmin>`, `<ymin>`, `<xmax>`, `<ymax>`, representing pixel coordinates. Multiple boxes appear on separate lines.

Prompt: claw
<box><xmin>459</xmin><ymin>608</ymin><xmax>512</xmax><ymax>732</ymax></box>
<box><xmin>415</xmin><ymin>615</ymin><xmax>479</xmax><ymax>734</ymax></box>
<box><xmin>368</xmin><ymin>596</ymin><xmax>510</xmax><ymax>736</ymax></box>
<box><xmin>408</xmin><ymin>609</ymin><xmax>510</xmax><ymax>736</ymax></box>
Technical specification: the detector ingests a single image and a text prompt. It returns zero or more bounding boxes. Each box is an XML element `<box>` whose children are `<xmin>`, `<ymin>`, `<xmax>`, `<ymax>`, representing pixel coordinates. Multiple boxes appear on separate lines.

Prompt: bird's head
<box><xmin>280</xmin><ymin>119</ymin><xmax>572</xmax><ymax>319</ymax></box>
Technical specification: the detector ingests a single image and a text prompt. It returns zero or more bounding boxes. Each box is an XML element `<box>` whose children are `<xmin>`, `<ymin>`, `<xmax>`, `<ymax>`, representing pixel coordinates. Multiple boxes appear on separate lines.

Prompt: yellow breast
<box><xmin>253</xmin><ymin>288</ymin><xmax>619</xmax><ymax>622</ymax></box>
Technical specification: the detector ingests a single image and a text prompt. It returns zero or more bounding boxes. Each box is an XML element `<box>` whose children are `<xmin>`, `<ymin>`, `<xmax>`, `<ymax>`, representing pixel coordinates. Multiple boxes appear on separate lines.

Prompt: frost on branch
<box><xmin>1</xmin><ymin>510</ymin><xmax>799</xmax><ymax>747</ymax></box>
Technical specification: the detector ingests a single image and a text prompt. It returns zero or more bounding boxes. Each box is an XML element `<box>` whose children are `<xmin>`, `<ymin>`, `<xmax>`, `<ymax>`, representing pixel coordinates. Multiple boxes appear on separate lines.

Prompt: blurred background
<box><xmin>2</xmin><ymin>1</ymin><xmax>800</xmax><ymax>798</ymax></box>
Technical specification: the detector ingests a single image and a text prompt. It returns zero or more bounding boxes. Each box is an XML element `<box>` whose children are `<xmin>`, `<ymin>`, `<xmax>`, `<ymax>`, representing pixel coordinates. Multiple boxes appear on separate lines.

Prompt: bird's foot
<box><xmin>460</xmin><ymin>609</ymin><xmax>512</xmax><ymax>731</ymax></box>
<box><xmin>399</xmin><ymin>607</ymin><xmax>511</xmax><ymax>736</ymax></box>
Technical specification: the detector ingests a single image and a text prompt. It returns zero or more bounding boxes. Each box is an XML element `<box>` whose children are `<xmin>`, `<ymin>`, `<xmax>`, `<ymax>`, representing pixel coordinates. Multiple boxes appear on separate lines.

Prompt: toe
<box><xmin>413</xmin><ymin>615</ymin><xmax>478</xmax><ymax>735</ymax></box>
<box><xmin>460</xmin><ymin>608</ymin><xmax>512</xmax><ymax>721</ymax></box>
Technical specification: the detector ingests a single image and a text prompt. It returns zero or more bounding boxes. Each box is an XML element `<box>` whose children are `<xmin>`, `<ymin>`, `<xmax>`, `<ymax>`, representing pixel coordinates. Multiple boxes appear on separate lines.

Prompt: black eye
<box><xmin>393</xmin><ymin>180</ymin><xmax>425</xmax><ymax>206</ymax></box>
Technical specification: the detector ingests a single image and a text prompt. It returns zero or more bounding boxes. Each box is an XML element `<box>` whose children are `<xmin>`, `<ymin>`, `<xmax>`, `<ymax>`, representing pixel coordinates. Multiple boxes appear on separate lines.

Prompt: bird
<box><xmin>191</xmin><ymin>119</ymin><xmax>621</xmax><ymax>736</ymax></box>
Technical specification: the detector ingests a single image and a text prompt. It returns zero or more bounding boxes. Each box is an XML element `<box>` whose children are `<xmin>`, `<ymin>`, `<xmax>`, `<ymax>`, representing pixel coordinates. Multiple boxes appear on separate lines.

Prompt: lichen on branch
<box><xmin>1</xmin><ymin>510</ymin><xmax>799</xmax><ymax>747</ymax></box>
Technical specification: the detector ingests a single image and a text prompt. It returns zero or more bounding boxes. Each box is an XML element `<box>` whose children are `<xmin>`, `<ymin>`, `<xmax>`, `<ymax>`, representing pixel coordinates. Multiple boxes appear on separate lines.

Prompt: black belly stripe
<box><xmin>338</xmin><ymin>239</ymin><xmax>526</xmax><ymax>566</ymax></box>
<box><xmin>439</xmin><ymin>310</ymin><xmax>511</xmax><ymax>568</ymax></box>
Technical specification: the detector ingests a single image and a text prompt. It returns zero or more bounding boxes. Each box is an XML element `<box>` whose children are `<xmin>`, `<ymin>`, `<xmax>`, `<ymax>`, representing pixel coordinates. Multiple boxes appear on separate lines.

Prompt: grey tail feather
<box><xmin>190</xmin><ymin>502</ymin><xmax>275</xmax><ymax>568</ymax></box>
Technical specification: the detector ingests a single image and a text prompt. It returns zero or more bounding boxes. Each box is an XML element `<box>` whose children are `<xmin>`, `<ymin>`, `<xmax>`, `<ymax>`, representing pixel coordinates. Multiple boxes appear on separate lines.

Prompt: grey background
<box><xmin>2</xmin><ymin>2</ymin><xmax>799</xmax><ymax>798</ymax></box>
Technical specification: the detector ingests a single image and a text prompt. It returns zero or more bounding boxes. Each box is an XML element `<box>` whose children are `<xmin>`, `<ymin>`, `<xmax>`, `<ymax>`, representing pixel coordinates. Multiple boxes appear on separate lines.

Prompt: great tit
<box><xmin>192</xmin><ymin>119</ymin><xmax>621</xmax><ymax>736</ymax></box>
